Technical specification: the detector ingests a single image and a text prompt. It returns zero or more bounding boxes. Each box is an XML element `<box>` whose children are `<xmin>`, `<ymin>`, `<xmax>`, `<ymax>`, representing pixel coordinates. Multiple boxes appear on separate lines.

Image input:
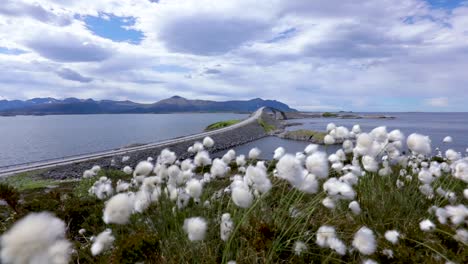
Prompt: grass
<box><xmin>0</xmin><ymin>170</ymin><xmax>68</xmax><ymax>191</ymax></box>
<box><xmin>1</xmin><ymin>156</ymin><xmax>466</xmax><ymax>263</ymax></box>
<box><xmin>258</xmin><ymin>117</ymin><xmax>276</xmax><ymax>133</ymax></box>
<box><xmin>322</xmin><ymin>112</ymin><xmax>338</xmax><ymax>117</ymax></box>
<box><xmin>205</xmin><ymin>119</ymin><xmax>241</xmax><ymax>131</ymax></box>
<box><xmin>282</xmin><ymin>129</ymin><xmax>327</xmax><ymax>143</ymax></box>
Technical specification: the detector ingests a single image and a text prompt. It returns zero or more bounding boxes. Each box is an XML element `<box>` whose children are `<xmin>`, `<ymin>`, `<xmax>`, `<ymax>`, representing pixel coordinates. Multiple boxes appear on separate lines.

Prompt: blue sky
<box><xmin>0</xmin><ymin>0</ymin><xmax>467</xmax><ymax>111</ymax></box>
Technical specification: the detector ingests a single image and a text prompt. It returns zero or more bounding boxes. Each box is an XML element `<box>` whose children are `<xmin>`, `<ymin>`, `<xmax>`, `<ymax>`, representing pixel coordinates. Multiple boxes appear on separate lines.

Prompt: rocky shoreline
<box><xmin>36</xmin><ymin>111</ymin><xmax>281</xmax><ymax>180</ymax></box>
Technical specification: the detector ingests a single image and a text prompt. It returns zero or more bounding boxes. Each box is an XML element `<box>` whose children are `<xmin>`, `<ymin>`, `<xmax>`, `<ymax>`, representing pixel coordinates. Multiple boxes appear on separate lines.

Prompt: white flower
<box><xmin>186</xmin><ymin>179</ymin><xmax>203</xmax><ymax>199</ymax></box>
<box><xmin>91</xmin><ymin>229</ymin><xmax>115</xmax><ymax>256</ymax></box>
<box><xmin>407</xmin><ymin>133</ymin><xmax>431</xmax><ymax>155</ymax></box>
<box><xmin>445</xmin><ymin>204</ymin><xmax>468</xmax><ymax>225</ymax></box>
<box><xmin>328</xmin><ymin>237</ymin><xmax>347</xmax><ymax>255</ymax></box>
<box><xmin>443</xmin><ymin>136</ymin><xmax>453</xmax><ymax>143</ymax></box>
<box><xmin>79</xmin><ymin>229</ymin><xmax>86</xmax><ymax>235</ymax></box>
<box><xmin>305</xmin><ymin>152</ymin><xmax>329</xmax><ymax>179</ymax></box>
<box><xmin>388</xmin><ymin>129</ymin><xmax>404</xmax><ymax>142</ymax></box>
<box><xmin>248</xmin><ymin>147</ymin><xmax>261</xmax><ymax>160</ymax></box>
<box><xmin>116</xmin><ymin>180</ymin><xmax>130</xmax><ymax>193</ymax></box>
<box><xmin>236</xmin><ymin>155</ymin><xmax>246</xmax><ymax>167</ymax></box>
<box><xmin>322</xmin><ymin>197</ymin><xmax>336</xmax><ymax>209</ymax></box>
<box><xmin>453</xmin><ymin>162</ymin><xmax>468</xmax><ymax>183</ymax></box>
<box><xmin>158</xmin><ymin>149</ymin><xmax>177</xmax><ymax>165</ymax></box>
<box><xmin>203</xmin><ymin>136</ymin><xmax>215</xmax><ymax>148</ymax></box>
<box><xmin>181</xmin><ymin>159</ymin><xmax>195</xmax><ymax>171</ymax></box>
<box><xmin>445</xmin><ymin>149</ymin><xmax>461</xmax><ymax>161</ymax></box>
<box><xmin>326</xmin><ymin>123</ymin><xmax>336</xmax><ymax>132</ymax></box>
<box><xmin>294</xmin><ymin>241</ymin><xmax>307</xmax><ymax>256</ymax></box>
<box><xmin>370</xmin><ymin>126</ymin><xmax>388</xmax><ymax>143</ymax></box>
<box><xmin>194</xmin><ymin>151</ymin><xmax>212</xmax><ymax>167</ymax></box>
<box><xmin>220</xmin><ymin>213</ymin><xmax>234</xmax><ymax>241</ymax></box>
<box><xmin>0</xmin><ymin>212</ymin><xmax>72</xmax><ymax>264</ymax></box>
<box><xmin>382</xmin><ymin>248</ymin><xmax>394</xmax><ymax>258</ymax></box>
<box><xmin>183</xmin><ymin>217</ymin><xmax>207</xmax><ymax>241</ymax></box>
<box><xmin>222</xmin><ymin>149</ymin><xmax>236</xmax><ymax>164</ymax></box>
<box><xmin>384</xmin><ymin>230</ymin><xmax>400</xmax><ymax>244</ymax></box>
<box><xmin>89</xmin><ymin>177</ymin><xmax>114</xmax><ymax>200</ymax></box>
<box><xmin>349</xmin><ymin>201</ymin><xmax>361</xmax><ymax>215</ymax></box>
<box><xmin>245</xmin><ymin>165</ymin><xmax>272</xmax><ymax>194</ymax></box>
<box><xmin>103</xmin><ymin>193</ymin><xmax>135</xmax><ymax>225</ymax></box>
<box><xmin>324</xmin><ymin>135</ymin><xmax>335</xmax><ymax>145</ymax></box>
<box><xmin>352</xmin><ymin>124</ymin><xmax>361</xmax><ymax>134</ymax></box>
<box><xmin>352</xmin><ymin>226</ymin><xmax>376</xmax><ymax>255</ymax></box>
<box><xmin>231</xmin><ymin>184</ymin><xmax>253</xmax><ymax>208</ymax></box>
<box><xmin>316</xmin><ymin>226</ymin><xmax>336</xmax><ymax>247</ymax></box>
<box><xmin>454</xmin><ymin>229</ymin><xmax>468</xmax><ymax>244</ymax></box>
<box><xmin>83</xmin><ymin>169</ymin><xmax>96</xmax><ymax>178</ymax></box>
<box><xmin>464</xmin><ymin>189</ymin><xmax>468</xmax><ymax>200</ymax></box>
<box><xmin>343</xmin><ymin>140</ymin><xmax>354</xmax><ymax>153</ymax></box>
<box><xmin>363</xmin><ymin>259</ymin><xmax>378</xmax><ymax>264</ymax></box>
<box><xmin>211</xmin><ymin>158</ymin><xmax>229</xmax><ymax>178</ymax></box>
<box><xmin>304</xmin><ymin>144</ymin><xmax>319</xmax><ymax>155</ymax></box>
<box><xmin>418</xmin><ymin>169</ymin><xmax>434</xmax><ymax>184</ymax></box>
<box><xmin>134</xmin><ymin>190</ymin><xmax>151</xmax><ymax>213</ymax></box>
<box><xmin>276</xmin><ymin>154</ymin><xmax>305</xmax><ymax>187</ymax></box>
<box><xmin>122</xmin><ymin>166</ymin><xmax>133</xmax><ymax>175</ymax></box>
<box><xmin>298</xmin><ymin>173</ymin><xmax>318</xmax><ymax>194</ymax></box>
<box><xmin>133</xmin><ymin>161</ymin><xmax>154</xmax><ymax>177</ymax></box>
<box><xmin>273</xmin><ymin>147</ymin><xmax>286</xmax><ymax>160</ymax></box>
<box><xmin>419</xmin><ymin>219</ymin><xmax>435</xmax><ymax>232</ymax></box>
<box><xmin>362</xmin><ymin>155</ymin><xmax>378</xmax><ymax>172</ymax></box>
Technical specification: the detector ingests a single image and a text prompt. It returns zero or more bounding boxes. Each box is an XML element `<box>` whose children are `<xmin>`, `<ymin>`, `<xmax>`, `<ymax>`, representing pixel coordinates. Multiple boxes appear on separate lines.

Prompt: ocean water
<box><xmin>0</xmin><ymin>113</ymin><xmax>247</xmax><ymax>167</ymax></box>
<box><xmin>229</xmin><ymin>112</ymin><xmax>468</xmax><ymax>160</ymax></box>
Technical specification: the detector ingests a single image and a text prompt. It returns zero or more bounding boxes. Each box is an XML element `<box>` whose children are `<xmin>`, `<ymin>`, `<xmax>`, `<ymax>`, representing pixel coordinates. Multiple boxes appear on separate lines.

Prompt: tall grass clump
<box><xmin>0</xmin><ymin>127</ymin><xmax>467</xmax><ymax>263</ymax></box>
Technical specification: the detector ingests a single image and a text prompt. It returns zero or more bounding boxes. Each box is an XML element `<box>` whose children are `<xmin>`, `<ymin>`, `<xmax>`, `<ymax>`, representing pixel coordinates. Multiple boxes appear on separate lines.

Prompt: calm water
<box><xmin>0</xmin><ymin>113</ymin><xmax>247</xmax><ymax>167</ymax></box>
<box><xmin>230</xmin><ymin>113</ymin><xmax>468</xmax><ymax>160</ymax></box>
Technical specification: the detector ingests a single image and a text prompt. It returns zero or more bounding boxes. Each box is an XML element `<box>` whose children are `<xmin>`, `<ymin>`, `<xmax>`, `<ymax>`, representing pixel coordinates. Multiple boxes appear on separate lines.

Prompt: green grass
<box><xmin>322</xmin><ymin>112</ymin><xmax>338</xmax><ymax>117</ymax></box>
<box><xmin>0</xmin><ymin>171</ymin><xmax>66</xmax><ymax>191</ymax></box>
<box><xmin>258</xmin><ymin>117</ymin><xmax>276</xmax><ymax>133</ymax></box>
<box><xmin>205</xmin><ymin>119</ymin><xmax>241</xmax><ymax>131</ymax></box>
<box><xmin>282</xmin><ymin>129</ymin><xmax>327</xmax><ymax>143</ymax></box>
<box><xmin>1</xmin><ymin>158</ymin><xmax>466</xmax><ymax>263</ymax></box>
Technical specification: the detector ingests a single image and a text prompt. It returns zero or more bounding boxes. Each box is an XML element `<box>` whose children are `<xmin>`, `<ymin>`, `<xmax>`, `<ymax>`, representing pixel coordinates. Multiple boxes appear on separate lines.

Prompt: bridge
<box><xmin>0</xmin><ymin>107</ymin><xmax>285</xmax><ymax>178</ymax></box>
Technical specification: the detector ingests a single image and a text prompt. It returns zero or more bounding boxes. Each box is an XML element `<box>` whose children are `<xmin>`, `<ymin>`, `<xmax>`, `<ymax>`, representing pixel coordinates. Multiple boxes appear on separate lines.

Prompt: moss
<box><xmin>205</xmin><ymin>119</ymin><xmax>241</xmax><ymax>131</ymax></box>
<box><xmin>0</xmin><ymin>171</ymin><xmax>60</xmax><ymax>191</ymax></box>
<box><xmin>282</xmin><ymin>129</ymin><xmax>327</xmax><ymax>143</ymax></box>
<box><xmin>258</xmin><ymin>117</ymin><xmax>275</xmax><ymax>133</ymax></box>
<box><xmin>322</xmin><ymin>112</ymin><xmax>338</xmax><ymax>117</ymax></box>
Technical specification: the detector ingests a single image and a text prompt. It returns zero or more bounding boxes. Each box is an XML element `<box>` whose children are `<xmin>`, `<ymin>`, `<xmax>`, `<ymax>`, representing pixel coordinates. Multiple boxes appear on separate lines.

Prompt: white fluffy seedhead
<box><xmin>220</xmin><ymin>213</ymin><xmax>234</xmax><ymax>241</ymax></box>
<box><xmin>236</xmin><ymin>155</ymin><xmax>246</xmax><ymax>167</ymax></box>
<box><xmin>407</xmin><ymin>133</ymin><xmax>431</xmax><ymax>155</ymax></box>
<box><xmin>273</xmin><ymin>147</ymin><xmax>286</xmax><ymax>160</ymax></box>
<box><xmin>194</xmin><ymin>151</ymin><xmax>212</xmax><ymax>167</ymax></box>
<box><xmin>158</xmin><ymin>149</ymin><xmax>177</xmax><ymax>165</ymax></box>
<box><xmin>103</xmin><ymin>193</ymin><xmax>135</xmax><ymax>225</ymax></box>
<box><xmin>352</xmin><ymin>226</ymin><xmax>376</xmax><ymax>255</ymax></box>
<box><xmin>91</xmin><ymin>229</ymin><xmax>115</xmax><ymax>256</ymax></box>
<box><xmin>231</xmin><ymin>184</ymin><xmax>253</xmax><ymax>208</ymax></box>
<box><xmin>211</xmin><ymin>158</ymin><xmax>229</xmax><ymax>178</ymax></box>
<box><xmin>133</xmin><ymin>161</ymin><xmax>154</xmax><ymax>177</ymax></box>
<box><xmin>0</xmin><ymin>212</ymin><xmax>72</xmax><ymax>264</ymax></box>
<box><xmin>203</xmin><ymin>136</ymin><xmax>215</xmax><ymax>148</ymax></box>
<box><xmin>183</xmin><ymin>217</ymin><xmax>207</xmax><ymax>241</ymax></box>
<box><xmin>186</xmin><ymin>179</ymin><xmax>203</xmax><ymax>199</ymax></box>
<box><xmin>306</xmin><ymin>152</ymin><xmax>329</xmax><ymax>179</ymax></box>
<box><xmin>384</xmin><ymin>230</ymin><xmax>400</xmax><ymax>244</ymax></box>
<box><xmin>248</xmin><ymin>147</ymin><xmax>261</xmax><ymax>160</ymax></box>
<box><xmin>276</xmin><ymin>154</ymin><xmax>305</xmax><ymax>187</ymax></box>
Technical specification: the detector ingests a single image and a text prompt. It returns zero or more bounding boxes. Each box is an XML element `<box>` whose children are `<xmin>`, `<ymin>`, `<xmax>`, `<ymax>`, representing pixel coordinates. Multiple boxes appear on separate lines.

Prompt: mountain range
<box><xmin>0</xmin><ymin>96</ymin><xmax>297</xmax><ymax>115</ymax></box>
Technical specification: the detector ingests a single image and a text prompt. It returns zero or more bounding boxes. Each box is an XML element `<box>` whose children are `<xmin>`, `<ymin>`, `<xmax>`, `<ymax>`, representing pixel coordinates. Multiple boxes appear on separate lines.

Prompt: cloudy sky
<box><xmin>0</xmin><ymin>0</ymin><xmax>467</xmax><ymax>111</ymax></box>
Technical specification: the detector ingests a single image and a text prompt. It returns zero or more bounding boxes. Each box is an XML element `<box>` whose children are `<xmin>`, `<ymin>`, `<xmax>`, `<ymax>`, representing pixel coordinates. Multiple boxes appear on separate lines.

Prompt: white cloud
<box><xmin>0</xmin><ymin>0</ymin><xmax>466</xmax><ymax>111</ymax></box>
<box><xmin>425</xmin><ymin>97</ymin><xmax>449</xmax><ymax>107</ymax></box>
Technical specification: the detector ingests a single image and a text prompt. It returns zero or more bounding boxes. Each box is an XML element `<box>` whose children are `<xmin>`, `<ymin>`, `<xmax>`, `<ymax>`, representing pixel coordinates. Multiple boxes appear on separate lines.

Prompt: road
<box><xmin>0</xmin><ymin>107</ymin><xmax>265</xmax><ymax>178</ymax></box>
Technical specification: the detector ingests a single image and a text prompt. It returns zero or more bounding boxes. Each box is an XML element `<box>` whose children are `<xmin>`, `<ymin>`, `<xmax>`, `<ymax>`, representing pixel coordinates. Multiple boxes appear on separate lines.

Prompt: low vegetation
<box><xmin>258</xmin><ymin>117</ymin><xmax>276</xmax><ymax>133</ymax></box>
<box><xmin>0</xmin><ymin>126</ymin><xmax>467</xmax><ymax>264</ymax></box>
<box><xmin>280</xmin><ymin>129</ymin><xmax>327</xmax><ymax>143</ymax></box>
<box><xmin>322</xmin><ymin>112</ymin><xmax>338</xmax><ymax>117</ymax></box>
<box><xmin>205</xmin><ymin>119</ymin><xmax>241</xmax><ymax>131</ymax></box>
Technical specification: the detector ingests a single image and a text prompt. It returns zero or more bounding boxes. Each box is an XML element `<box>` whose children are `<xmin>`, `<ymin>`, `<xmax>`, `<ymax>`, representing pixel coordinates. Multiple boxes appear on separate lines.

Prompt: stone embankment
<box><xmin>3</xmin><ymin>107</ymin><xmax>281</xmax><ymax>179</ymax></box>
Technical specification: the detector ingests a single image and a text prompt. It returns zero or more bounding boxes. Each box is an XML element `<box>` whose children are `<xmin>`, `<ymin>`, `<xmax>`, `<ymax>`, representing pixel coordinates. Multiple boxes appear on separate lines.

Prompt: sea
<box><xmin>0</xmin><ymin>112</ymin><xmax>467</xmax><ymax>167</ymax></box>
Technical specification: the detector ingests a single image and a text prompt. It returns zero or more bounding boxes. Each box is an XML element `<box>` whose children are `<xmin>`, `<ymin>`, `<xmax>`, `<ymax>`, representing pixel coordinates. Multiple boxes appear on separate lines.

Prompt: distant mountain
<box><xmin>0</xmin><ymin>96</ymin><xmax>297</xmax><ymax>115</ymax></box>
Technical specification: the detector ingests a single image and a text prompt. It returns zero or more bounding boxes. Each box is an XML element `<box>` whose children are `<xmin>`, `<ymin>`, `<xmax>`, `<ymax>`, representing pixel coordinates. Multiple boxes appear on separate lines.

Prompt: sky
<box><xmin>0</xmin><ymin>0</ymin><xmax>468</xmax><ymax>112</ymax></box>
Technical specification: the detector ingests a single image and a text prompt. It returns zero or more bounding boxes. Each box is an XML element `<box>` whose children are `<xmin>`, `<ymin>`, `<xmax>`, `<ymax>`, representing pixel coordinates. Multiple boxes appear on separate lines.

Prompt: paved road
<box><xmin>0</xmin><ymin>107</ymin><xmax>265</xmax><ymax>178</ymax></box>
